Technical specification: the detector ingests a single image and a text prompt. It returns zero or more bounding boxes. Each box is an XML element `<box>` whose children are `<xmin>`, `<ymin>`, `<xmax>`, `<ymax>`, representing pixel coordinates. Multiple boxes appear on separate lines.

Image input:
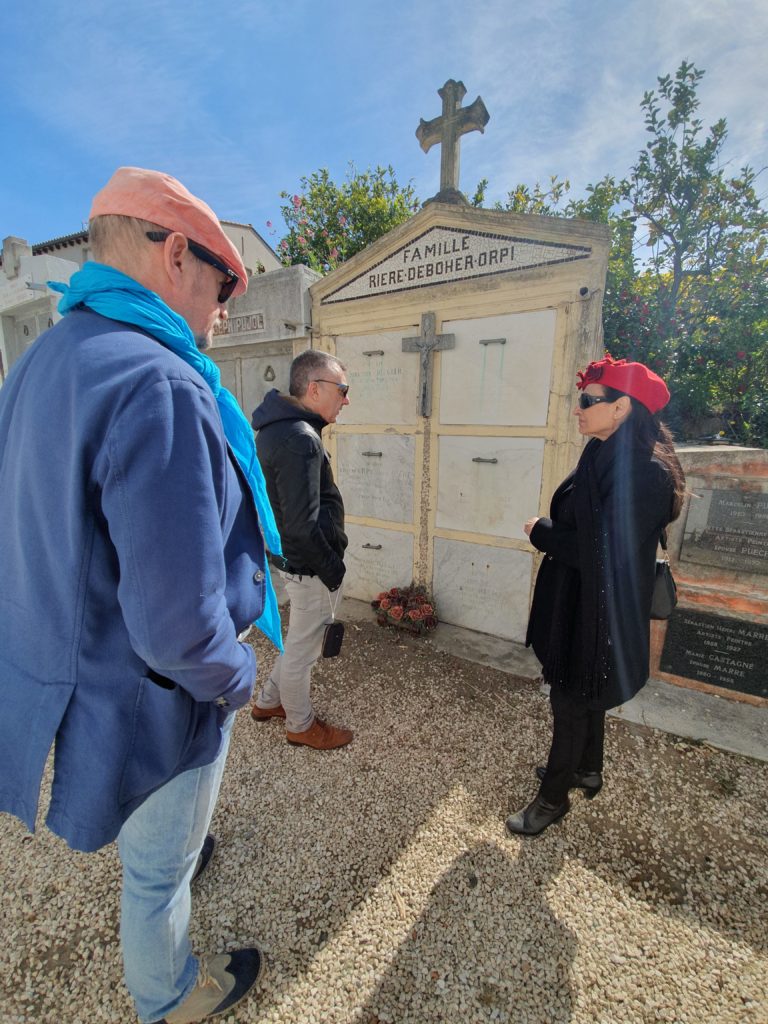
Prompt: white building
<box><xmin>0</xmin><ymin>223</ymin><xmax>281</xmax><ymax>383</ymax></box>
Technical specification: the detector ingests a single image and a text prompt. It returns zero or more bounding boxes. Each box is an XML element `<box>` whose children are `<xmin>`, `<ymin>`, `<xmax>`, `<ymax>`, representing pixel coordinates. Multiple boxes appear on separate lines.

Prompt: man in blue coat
<box><xmin>0</xmin><ymin>168</ymin><xmax>281</xmax><ymax>1023</ymax></box>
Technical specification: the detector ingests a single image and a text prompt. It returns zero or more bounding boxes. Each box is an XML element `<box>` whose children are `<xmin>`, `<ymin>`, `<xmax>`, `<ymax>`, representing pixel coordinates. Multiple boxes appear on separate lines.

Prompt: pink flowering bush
<box><xmin>371</xmin><ymin>584</ymin><xmax>438</xmax><ymax>635</ymax></box>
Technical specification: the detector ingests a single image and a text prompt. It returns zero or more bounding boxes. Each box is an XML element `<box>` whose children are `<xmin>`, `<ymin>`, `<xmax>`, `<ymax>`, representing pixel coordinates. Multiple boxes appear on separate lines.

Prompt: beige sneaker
<box><xmin>162</xmin><ymin>947</ymin><xmax>264</xmax><ymax>1023</ymax></box>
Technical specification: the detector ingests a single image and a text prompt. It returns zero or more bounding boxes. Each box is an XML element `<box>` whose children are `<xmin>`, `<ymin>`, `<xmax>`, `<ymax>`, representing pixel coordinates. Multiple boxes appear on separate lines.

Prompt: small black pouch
<box><xmin>321</xmin><ymin>620</ymin><xmax>345</xmax><ymax>658</ymax></box>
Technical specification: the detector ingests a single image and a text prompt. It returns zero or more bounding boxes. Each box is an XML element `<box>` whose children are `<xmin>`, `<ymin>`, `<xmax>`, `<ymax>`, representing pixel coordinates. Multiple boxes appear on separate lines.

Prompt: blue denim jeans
<box><xmin>117</xmin><ymin>712</ymin><xmax>235</xmax><ymax>1023</ymax></box>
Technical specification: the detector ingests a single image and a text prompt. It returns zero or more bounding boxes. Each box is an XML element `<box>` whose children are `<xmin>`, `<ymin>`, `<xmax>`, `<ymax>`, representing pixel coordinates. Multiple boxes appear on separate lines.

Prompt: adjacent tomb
<box><xmin>651</xmin><ymin>446</ymin><xmax>768</xmax><ymax>704</ymax></box>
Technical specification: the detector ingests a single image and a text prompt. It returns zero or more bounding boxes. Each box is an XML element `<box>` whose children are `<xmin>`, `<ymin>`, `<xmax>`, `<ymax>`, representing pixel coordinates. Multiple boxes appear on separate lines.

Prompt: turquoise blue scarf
<box><xmin>49</xmin><ymin>261</ymin><xmax>284</xmax><ymax>652</ymax></box>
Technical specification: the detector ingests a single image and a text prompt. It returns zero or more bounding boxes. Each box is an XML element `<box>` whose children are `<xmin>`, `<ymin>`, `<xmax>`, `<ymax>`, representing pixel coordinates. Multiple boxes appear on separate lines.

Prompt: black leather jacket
<box><xmin>252</xmin><ymin>389</ymin><xmax>347</xmax><ymax>590</ymax></box>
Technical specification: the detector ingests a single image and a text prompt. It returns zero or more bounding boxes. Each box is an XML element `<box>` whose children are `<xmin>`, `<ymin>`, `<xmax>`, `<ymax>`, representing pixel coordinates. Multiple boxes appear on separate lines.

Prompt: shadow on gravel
<box><xmin>356</xmin><ymin>841</ymin><xmax>575</xmax><ymax>1024</ymax></box>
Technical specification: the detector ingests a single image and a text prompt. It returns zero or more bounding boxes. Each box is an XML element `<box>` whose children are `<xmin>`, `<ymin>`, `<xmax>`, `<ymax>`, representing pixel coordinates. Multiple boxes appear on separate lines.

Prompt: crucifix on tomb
<box><xmin>402</xmin><ymin>312</ymin><xmax>455</xmax><ymax>417</ymax></box>
<box><xmin>416</xmin><ymin>78</ymin><xmax>490</xmax><ymax>204</ymax></box>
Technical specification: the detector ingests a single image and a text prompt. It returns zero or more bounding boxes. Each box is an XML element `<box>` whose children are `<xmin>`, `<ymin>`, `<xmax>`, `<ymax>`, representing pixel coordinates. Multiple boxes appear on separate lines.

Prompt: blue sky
<box><xmin>1</xmin><ymin>0</ymin><xmax>765</xmax><ymax>252</ymax></box>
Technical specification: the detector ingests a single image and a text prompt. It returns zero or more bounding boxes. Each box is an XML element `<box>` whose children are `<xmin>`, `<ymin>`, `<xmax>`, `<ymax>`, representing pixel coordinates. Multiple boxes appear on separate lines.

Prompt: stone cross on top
<box><xmin>416</xmin><ymin>79</ymin><xmax>490</xmax><ymax>205</ymax></box>
<box><xmin>402</xmin><ymin>312</ymin><xmax>455</xmax><ymax>417</ymax></box>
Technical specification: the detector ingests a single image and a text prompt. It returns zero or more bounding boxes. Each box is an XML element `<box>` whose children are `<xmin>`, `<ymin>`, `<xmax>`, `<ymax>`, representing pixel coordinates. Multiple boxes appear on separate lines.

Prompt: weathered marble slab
<box><xmin>680</xmin><ymin>486</ymin><xmax>768</xmax><ymax>576</ymax></box>
<box><xmin>439</xmin><ymin>310</ymin><xmax>556</xmax><ymax>426</ymax></box>
<box><xmin>336</xmin><ymin>434</ymin><xmax>415</xmax><ymax>524</ymax></box>
<box><xmin>343</xmin><ymin>524</ymin><xmax>415</xmax><ymax>601</ymax></box>
<box><xmin>436</xmin><ymin>436</ymin><xmax>544</xmax><ymax>539</ymax></box>
<box><xmin>335</xmin><ymin>332</ymin><xmax>420</xmax><ymax>425</ymax></box>
<box><xmin>432</xmin><ymin>538</ymin><xmax>532</xmax><ymax>641</ymax></box>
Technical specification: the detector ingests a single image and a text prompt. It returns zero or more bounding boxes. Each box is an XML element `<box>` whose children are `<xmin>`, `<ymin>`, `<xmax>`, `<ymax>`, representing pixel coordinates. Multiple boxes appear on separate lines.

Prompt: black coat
<box><xmin>527</xmin><ymin>427</ymin><xmax>675</xmax><ymax>710</ymax></box>
<box><xmin>252</xmin><ymin>389</ymin><xmax>347</xmax><ymax>590</ymax></box>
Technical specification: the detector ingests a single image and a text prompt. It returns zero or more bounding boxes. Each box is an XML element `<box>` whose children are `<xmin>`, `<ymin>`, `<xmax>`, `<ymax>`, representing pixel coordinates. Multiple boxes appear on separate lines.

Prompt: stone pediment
<box><xmin>311</xmin><ymin>203</ymin><xmax>610</xmax><ymax>307</ymax></box>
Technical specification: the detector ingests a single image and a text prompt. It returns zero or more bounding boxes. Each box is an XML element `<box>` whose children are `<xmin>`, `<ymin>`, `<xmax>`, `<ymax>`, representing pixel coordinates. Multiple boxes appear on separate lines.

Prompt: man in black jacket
<box><xmin>250</xmin><ymin>350</ymin><xmax>353</xmax><ymax>749</ymax></box>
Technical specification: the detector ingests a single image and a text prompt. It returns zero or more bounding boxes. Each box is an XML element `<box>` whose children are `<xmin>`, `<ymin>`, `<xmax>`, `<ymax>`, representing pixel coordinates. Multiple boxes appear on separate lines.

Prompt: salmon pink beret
<box><xmin>90</xmin><ymin>167</ymin><xmax>247</xmax><ymax>297</ymax></box>
<box><xmin>577</xmin><ymin>354</ymin><xmax>670</xmax><ymax>414</ymax></box>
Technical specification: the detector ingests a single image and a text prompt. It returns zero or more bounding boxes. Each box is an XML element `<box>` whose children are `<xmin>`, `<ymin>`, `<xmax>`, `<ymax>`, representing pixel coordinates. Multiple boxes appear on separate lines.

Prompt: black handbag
<box><xmin>651</xmin><ymin>530</ymin><xmax>677</xmax><ymax>620</ymax></box>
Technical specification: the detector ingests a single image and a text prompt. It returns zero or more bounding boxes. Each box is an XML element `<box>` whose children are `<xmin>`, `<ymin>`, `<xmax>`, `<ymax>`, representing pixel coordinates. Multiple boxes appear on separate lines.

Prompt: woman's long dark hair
<box><xmin>602</xmin><ymin>386</ymin><xmax>686</xmax><ymax>521</ymax></box>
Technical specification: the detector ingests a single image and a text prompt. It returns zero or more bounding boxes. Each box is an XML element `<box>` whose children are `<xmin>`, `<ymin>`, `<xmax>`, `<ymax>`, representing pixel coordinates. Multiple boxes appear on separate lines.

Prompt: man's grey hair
<box><xmin>88</xmin><ymin>214</ymin><xmax>164</xmax><ymax>266</ymax></box>
<box><xmin>289</xmin><ymin>350</ymin><xmax>346</xmax><ymax>398</ymax></box>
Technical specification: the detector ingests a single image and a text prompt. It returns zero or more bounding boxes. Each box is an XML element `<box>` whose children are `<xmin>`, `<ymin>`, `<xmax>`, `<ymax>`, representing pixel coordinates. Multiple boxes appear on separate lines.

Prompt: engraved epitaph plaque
<box><xmin>335</xmin><ymin>333</ymin><xmax>419</xmax><ymax>425</ymax></box>
<box><xmin>336</xmin><ymin>434</ymin><xmax>415</xmax><ymax>523</ymax></box>
<box><xmin>681</xmin><ymin>487</ymin><xmax>768</xmax><ymax>575</ymax></box>
<box><xmin>660</xmin><ymin>609</ymin><xmax>768</xmax><ymax>698</ymax></box>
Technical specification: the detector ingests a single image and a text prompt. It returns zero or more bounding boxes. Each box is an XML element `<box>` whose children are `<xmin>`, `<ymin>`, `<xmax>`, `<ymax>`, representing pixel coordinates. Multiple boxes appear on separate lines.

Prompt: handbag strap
<box><xmin>327</xmin><ymin>589</ymin><xmax>341</xmax><ymax>621</ymax></box>
<box><xmin>659</xmin><ymin>528</ymin><xmax>668</xmax><ymax>551</ymax></box>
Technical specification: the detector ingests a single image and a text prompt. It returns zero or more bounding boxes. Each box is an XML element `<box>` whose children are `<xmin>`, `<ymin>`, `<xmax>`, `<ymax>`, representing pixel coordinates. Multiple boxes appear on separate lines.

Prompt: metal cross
<box><xmin>402</xmin><ymin>312</ymin><xmax>455</xmax><ymax>417</ymax></box>
<box><xmin>416</xmin><ymin>79</ymin><xmax>490</xmax><ymax>204</ymax></box>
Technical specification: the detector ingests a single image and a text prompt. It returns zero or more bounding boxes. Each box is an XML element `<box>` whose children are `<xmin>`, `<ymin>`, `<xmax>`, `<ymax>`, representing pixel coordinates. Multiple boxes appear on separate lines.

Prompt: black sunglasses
<box><xmin>313</xmin><ymin>379</ymin><xmax>350</xmax><ymax>397</ymax></box>
<box><xmin>578</xmin><ymin>393</ymin><xmax>613</xmax><ymax>410</ymax></box>
<box><xmin>145</xmin><ymin>231</ymin><xmax>239</xmax><ymax>304</ymax></box>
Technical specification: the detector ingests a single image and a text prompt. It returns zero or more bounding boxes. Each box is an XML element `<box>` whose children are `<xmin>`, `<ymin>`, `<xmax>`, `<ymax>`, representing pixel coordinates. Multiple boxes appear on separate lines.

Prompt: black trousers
<box><xmin>539</xmin><ymin>685</ymin><xmax>606</xmax><ymax>805</ymax></box>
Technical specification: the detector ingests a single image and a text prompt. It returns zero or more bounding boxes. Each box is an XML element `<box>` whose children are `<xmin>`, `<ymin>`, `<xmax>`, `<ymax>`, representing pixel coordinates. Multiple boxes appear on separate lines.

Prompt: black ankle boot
<box><xmin>505</xmin><ymin>794</ymin><xmax>570</xmax><ymax>837</ymax></box>
<box><xmin>535</xmin><ymin>766</ymin><xmax>603</xmax><ymax>799</ymax></box>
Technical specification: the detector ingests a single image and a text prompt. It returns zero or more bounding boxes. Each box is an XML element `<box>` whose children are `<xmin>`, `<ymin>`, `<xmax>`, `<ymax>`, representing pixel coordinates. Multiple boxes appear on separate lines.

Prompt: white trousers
<box><xmin>257</xmin><ymin>572</ymin><xmax>341</xmax><ymax>732</ymax></box>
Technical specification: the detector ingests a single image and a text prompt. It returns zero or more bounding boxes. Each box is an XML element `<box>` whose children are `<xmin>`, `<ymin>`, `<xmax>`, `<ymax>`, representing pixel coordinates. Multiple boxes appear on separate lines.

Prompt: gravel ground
<box><xmin>1</xmin><ymin>615</ymin><xmax>766</xmax><ymax>1024</ymax></box>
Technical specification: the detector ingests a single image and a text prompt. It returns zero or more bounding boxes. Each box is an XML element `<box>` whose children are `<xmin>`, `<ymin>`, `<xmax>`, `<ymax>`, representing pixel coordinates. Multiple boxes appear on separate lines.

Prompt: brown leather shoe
<box><xmin>286</xmin><ymin>716</ymin><xmax>353</xmax><ymax>750</ymax></box>
<box><xmin>251</xmin><ymin>704</ymin><xmax>286</xmax><ymax>722</ymax></box>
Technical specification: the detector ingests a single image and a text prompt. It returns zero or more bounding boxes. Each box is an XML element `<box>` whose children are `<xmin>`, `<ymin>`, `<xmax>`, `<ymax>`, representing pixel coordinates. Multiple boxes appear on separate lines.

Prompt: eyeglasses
<box><xmin>578</xmin><ymin>393</ymin><xmax>613</xmax><ymax>410</ymax></box>
<box><xmin>313</xmin><ymin>379</ymin><xmax>349</xmax><ymax>397</ymax></box>
<box><xmin>145</xmin><ymin>231</ymin><xmax>239</xmax><ymax>304</ymax></box>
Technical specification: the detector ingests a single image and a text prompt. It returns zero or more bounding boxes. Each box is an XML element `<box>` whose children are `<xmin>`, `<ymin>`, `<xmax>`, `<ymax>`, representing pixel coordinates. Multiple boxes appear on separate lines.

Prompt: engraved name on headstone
<box><xmin>213</xmin><ymin>312</ymin><xmax>265</xmax><ymax>336</ymax></box>
<box><xmin>659</xmin><ymin>608</ymin><xmax>768</xmax><ymax>699</ymax></box>
<box><xmin>681</xmin><ymin>487</ymin><xmax>768</xmax><ymax>575</ymax></box>
<box><xmin>336</xmin><ymin>333</ymin><xmax>419</xmax><ymax>425</ymax></box>
<box><xmin>336</xmin><ymin>435</ymin><xmax>415</xmax><ymax>524</ymax></box>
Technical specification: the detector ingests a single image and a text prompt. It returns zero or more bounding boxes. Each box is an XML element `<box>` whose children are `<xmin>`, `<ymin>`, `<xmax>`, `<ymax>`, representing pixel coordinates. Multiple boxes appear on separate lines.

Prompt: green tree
<box><xmin>278</xmin><ymin>165</ymin><xmax>419</xmax><ymax>273</ymax></box>
<box><xmin>494</xmin><ymin>62</ymin><xmax>768</xmax><ymax>445</ymax></box>
<box><xmin>622</xmin><ymin>62</ymin><xmax>768</xmax><ymax>442</ymax></box>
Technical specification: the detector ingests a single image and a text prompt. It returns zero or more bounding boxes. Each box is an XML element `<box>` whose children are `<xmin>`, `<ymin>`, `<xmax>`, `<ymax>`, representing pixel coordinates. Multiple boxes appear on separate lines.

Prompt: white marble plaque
<box><xmin>335</xmin><ymin>333</ymin><xmax>419</xmax><ymax>425</ymax></box>
<box><xmin>241</xmin><ymin>354</ymin><xmax>292</xmax><ymax>418</ymax></box>
<box><xmin>336</xmin><ymin>434</ymin><xmax>415</xmax><ymax>524</ymax></box>
<box><xmin>433</xmin><ymin>538</ymin><xmax>532</xmax><ymax>641</ymax></box>
<box><xmin>436</xmin><ymin>436</ymin><xmax>544</xmax><ymax>539</ymax></box>
<box><xmin>439</xmin><ymin>310</ymin><xmax>556</xmax><ymax>426</ymax></box>
<box><xmin>343</xmin><ymin>524</ymin><xmax>414</xmax><ymax>601</ymax></box>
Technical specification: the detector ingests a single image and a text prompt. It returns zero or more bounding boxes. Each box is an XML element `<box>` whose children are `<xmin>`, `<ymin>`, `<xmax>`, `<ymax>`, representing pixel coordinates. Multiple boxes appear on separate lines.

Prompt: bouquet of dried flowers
<box><xmin>371</xmin><ymin>583</ymin><xmax>438</xmax><ymax>635</ymax></box>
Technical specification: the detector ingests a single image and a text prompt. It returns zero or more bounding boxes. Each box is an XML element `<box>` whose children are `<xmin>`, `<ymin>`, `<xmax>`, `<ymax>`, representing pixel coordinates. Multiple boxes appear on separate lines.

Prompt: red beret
<box><xmin>576</xmin><ymin>354</ymin><xmax>670</xmax><ymax>414</ymax></box>
<box><xmin>90</xmin><ymin>167</ymin><xmax>247</xmax><ymax>297</ymax></box>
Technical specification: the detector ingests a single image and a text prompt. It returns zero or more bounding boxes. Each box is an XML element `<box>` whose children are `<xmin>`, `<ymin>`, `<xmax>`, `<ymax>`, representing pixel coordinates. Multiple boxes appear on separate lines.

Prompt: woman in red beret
<box><xmin>507</xmin><ymin>355</ymin><xmax>685</xmax><ymax>837</ymax></box>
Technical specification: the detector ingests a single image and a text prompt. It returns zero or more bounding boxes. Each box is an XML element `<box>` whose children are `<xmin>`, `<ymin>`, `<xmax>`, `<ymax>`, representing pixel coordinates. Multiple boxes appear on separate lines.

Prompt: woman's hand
<box><xmin>523</xmin><ymin>516</ymin><xmax>540</xmax><ymax>537</ymax></box>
